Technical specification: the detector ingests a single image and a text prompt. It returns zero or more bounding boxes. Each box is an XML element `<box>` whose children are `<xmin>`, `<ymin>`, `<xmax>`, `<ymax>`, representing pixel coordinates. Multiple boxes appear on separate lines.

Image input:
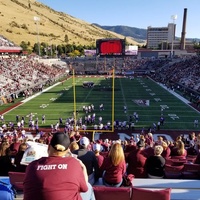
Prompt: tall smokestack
<box><xmin>180</xmin><ymin>8</ymin><xmax>187</xmax><ymax>50</ymax></box>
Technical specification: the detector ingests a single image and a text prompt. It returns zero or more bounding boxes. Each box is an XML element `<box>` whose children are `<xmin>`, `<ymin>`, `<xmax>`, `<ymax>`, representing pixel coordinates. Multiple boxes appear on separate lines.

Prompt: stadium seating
<box><xmin>186</xmin><ymin>155</ymin><xmax>197</xmax><ymax>163</ymax></box>
<box><xmin>164</xmin><ymin>164</ymin><xmax>184</xmax><ymax>179</ymax></box>
<box><xmin>8</xmin><ymin>171</ymin><xmax>25</xmax><ymax>191</ymax></box>
<box><xmin>182</xmin><ymin>163</ymin><xmax>200</xmax><ymax>179</ymax></box>
<box><xmin>93</xmin><ymin>186</ymin><xmax>131</xmax><ymax>200</ymax></box>
<box><xmin>93</xmin><ymin>186</ymin><xmax>171</xmax><ymax>200</ymax></box>
<box><xmin>165</xmin><ymin>158</ymin><xmax>186</xmax><ymax>166</ymax></box>
<box><xmin>131</xmin><ymin>187</ymin><xmax>171</xmax><ymax>200</ymax></box>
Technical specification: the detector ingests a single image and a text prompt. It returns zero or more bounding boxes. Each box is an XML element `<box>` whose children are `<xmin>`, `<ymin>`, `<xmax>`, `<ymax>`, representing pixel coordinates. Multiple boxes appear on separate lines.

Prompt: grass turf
<box><xmin>1</xmin><ymin>76</ymin><xmax>200</xmax><ymax>131</ymax></box>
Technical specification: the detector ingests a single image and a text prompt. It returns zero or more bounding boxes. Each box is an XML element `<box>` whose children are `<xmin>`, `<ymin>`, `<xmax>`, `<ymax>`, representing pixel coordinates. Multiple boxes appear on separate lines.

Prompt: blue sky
<box><xmin>37</xmin><ymin>0</ymin><xmax>200</xmax><ymax>39</ymax></box>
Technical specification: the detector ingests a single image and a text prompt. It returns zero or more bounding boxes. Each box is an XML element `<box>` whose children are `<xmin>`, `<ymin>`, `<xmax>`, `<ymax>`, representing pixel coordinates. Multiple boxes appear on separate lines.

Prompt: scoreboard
<box><xmin>96</xmin><ymin>38</ymin><xmax>125</xmax><ymax>56</ymax></box>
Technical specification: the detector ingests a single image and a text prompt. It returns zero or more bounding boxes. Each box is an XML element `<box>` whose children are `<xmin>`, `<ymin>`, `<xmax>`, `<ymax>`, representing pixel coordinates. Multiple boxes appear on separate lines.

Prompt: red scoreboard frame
<box><xmin>96</xmin><ymin>38</ymin><xmax>125</xmax><ymax>56</ymax></box>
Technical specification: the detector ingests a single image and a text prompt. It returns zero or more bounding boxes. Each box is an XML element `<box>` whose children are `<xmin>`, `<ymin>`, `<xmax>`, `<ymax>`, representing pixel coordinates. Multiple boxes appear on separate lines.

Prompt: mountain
<box><xmin>0</xmin><ymin>0</ymin><xmax>143</xmax><ymax>47</ymax></box>
<box><xmin>93</xmin><ymin>24</ymin><xmax>147</xmax><ymax>43</ymax></box>
<box><xmin>94</xmin><ymin>24</ymin><xmax>200</xmax><ymax>44</ymax></box>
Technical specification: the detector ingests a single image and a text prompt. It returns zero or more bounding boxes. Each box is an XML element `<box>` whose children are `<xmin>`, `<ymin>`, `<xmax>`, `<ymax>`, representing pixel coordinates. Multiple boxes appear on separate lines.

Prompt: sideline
<box><xmin>2</xmin><ymin>82</ymin><xmax>63</xmax><ymax>115</ymax></box>
<box><xmin>159</xmin><ymin>83</ymin><xmax>200</xmax><ymax>114</ymax></box>
<box><xmin>22</xmin><ymin>82</ymin><xmax>61</xmax><ymax>103</ymax></box>
<box><xmin>149</xmin><ymin>77</ymin><xmax>200</xmax><ymax>114</ymax></box>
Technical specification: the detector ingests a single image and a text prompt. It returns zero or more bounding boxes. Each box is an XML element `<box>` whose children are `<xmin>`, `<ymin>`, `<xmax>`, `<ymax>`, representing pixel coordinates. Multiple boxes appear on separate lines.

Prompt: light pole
<box><xmin>33</xmin><ymin>16</ymin><xmax>41</xmax><ymax>56</ymax></box>
<box><xmin>171</xmin><ymin>14</ymin><xmax>177</xmax><ymax>58</ymax></box>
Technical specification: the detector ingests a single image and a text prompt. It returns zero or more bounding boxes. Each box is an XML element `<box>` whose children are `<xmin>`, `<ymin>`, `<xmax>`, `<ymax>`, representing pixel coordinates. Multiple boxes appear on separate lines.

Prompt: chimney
<box><xmin>180</xmin><ymin>8</ymin><xmax>187</xmax><ymax>50</ymax></box>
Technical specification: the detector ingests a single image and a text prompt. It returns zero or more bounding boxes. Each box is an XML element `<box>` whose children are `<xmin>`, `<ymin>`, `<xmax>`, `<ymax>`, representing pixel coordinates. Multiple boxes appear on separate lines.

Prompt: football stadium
<box><xmin>0</xmin><ymin>4</ymin><xmax>200</xmax><ymax>200</ymax></box>
<box><xmin>0</xmin><ymin>55</ymin><xmax>200</xmax><ymax>200</ymax></box>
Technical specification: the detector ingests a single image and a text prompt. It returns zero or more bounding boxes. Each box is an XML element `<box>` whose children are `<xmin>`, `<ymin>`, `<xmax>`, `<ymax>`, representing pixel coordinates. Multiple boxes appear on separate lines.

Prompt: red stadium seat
<box><xmin>182</xmin><ymin>163</ymin><xmax>200</xmax><ymax>179</ymax></box>
<box><xmin>164</xmin><ymin>164</ymin><xmax>184</xmax><ymax>179</ymax></box>
<box><xmin>8</xmin><ymin>171</ymin><xmax>25</xmax><ymax>191</ymax></box>
<box><xmin>165</xmin><ymin>158</ymin><xmax>186</xmax><ymax>166</ymax></box>
<box><xmin>93</xmin><ymin>186</ymin><xmax>131</xmax><ymax>200</ymax></box>
<box><xmin>131</xmin><ymin>187</ymin><xmax>171</xmax><ymax>200</ymax></box>
<box><xmin>186</xmin><ymin>155</ymin><xmax>197</xmax><ymax>163</ymax></box>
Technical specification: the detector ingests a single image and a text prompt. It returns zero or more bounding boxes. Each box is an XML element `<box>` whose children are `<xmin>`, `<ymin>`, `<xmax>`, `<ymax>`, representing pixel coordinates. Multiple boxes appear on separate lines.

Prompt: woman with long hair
<box><xmin>0</xmin><ymin>141</ymin><xmax>16</xmax><ymax>176</ymax></box>
<box><xmin>100</xmin><ymin>142</ymin><xmax>126</xmax><ymax>187</ymax></box>
<box><xmin>171</xmin><ymin>140</ymin><xmax>187</xmax><ymax>158</ymax></box>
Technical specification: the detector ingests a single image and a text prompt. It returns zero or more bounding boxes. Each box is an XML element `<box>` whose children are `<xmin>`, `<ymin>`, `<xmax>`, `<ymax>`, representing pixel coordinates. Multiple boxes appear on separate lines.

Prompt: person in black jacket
<box><xmin>145</xmin><ymin>145</ymin><xmax>165</xmax><ymax>178</ymax></box>
<box><xmin>73</xmin><ymin>137</ymin><xmax>99</xmax><ymax>185</ymax></box>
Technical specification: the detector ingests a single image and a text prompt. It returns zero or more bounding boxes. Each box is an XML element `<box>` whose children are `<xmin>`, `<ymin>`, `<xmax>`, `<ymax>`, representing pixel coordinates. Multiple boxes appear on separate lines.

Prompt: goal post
<box><xmin>72</xmin><ymin>68</ymin><xmax>115</xmax><ymax>134</ymax></box>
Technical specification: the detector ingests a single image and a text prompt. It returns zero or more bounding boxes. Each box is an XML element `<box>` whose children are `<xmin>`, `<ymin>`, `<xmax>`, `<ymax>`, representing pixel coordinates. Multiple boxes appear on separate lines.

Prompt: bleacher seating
<box><xmin>164</xmin><ymin>164</ymin><xmax>184</xmax><ymax>179</ymax></box>
<box><xmin>182</xmin><ymin>163</ymin><xmax>200</xmax><ymax>179</ymax></box>
<box><xmin>93</xmin><ymin>186</ymin><xmax>171</xmax><ymax>200</ymax></box>
<box><xmin>132</xmin><ymin>178</ymin><xmax>200</xmax><ymax>200</ymax></box>
<box><xmin>0</xmin><ymin>172</ymin><xmax>200</xmax><ymax>200</ymax></box>
<box><xmin>94</xmin><ymin>178</ymin><xmax>200</xmax><ymax>200</ymax></box>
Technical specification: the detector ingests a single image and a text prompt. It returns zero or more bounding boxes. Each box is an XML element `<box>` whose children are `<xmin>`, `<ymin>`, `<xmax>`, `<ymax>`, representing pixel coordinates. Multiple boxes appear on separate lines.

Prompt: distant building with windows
<box><xmin>147</xmin><ymin>23</ymin><xmax>175</xmax><ymax>49</ymax></box>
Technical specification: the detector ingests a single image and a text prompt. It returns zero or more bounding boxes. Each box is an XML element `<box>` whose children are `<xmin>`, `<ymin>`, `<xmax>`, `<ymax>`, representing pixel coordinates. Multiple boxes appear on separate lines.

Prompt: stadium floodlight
<box><xmin>171</xmin><ymin>14</ymin><xmax>177</xmax><ymax>58</ymax></box>
<box><xmin>33</xmin><ymin>16</ymin><xmax>41</xmax><ymax>56</ymax></box>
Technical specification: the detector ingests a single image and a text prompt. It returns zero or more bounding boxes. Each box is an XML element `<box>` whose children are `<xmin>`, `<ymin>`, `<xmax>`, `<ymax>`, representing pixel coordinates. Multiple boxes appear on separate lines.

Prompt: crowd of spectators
<box><xmin>1</xmin><ymin>127</ymin><xmax>200</xmax><ymax>199</ymax></box>
<box><xmin>151</xmin><ymin>56</ymin><xmax>200</xmax><ymax>94</ymax></box>
<box><xmin>0</xmin><ymin>35</ymin><xmax>16</xmax><ymax>47</ymax></box>
<box><xmin>70</xmin><ymin>56</ymin><xmax>200</xmax><ymax>99</ymax></box>
<box><xmin>1</xmin><ymin>128</ymin><xmax>200</xmax><ymax>180</ymax></box>
<box><xmin>0</xmin><ymin>54</ymin><xmax>200</xmax><ymax>198</ymax></box>
<box><xmin>69</xmin><ymin>56</ymin><xmax>170</xmax><ymax>75</ymax></box>
<box><xmin>1</xmin><ymin>54</ymin><xmax>199</xmax><ymax>106</ymax></box>
<box><xmin>0</xmin><ymin>55</ymin><xmax>68</xmax><ymax>103</ymax></box>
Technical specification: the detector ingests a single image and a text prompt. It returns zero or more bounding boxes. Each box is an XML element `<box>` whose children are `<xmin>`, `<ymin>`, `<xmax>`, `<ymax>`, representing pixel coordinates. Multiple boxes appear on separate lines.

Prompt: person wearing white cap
<box><xmin>73</xmin><ymin>137</ymin><xmax>99</xmax><ymax>185</ymax></box>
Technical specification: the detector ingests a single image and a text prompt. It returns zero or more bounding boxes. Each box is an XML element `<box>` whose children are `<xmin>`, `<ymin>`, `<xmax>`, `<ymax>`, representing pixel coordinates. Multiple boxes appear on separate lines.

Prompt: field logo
<box><xmin>132</xmin><ymin>99</ymin><xmax>150</xmax><ymax>106</ymax></box>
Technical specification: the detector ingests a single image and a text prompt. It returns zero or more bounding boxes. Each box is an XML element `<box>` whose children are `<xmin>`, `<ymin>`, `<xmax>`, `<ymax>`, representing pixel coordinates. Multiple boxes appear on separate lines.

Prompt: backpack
<box><xmin>121</xmin><ymin>174</ymin><xmax>135</xmax><ymax>187</ymax></box>
<box><xmin>0</xmin><ymin>180</ymin><xmax>16</xmax><ymax>200</ymax></box>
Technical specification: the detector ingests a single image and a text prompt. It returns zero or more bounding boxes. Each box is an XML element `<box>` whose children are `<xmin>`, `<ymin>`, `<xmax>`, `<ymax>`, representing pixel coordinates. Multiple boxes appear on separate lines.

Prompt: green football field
<box><xmin>1</xmin><ymin>76</ymin><xmax>200</xmax><ymax>131</ymax></box>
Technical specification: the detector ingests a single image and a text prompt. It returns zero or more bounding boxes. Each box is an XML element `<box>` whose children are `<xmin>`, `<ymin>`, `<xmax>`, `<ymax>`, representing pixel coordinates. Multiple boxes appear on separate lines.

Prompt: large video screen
<box><xmin>96</xmin><ymin>39</ymin><xmax>125</xmax><ymax>56</ymax></box>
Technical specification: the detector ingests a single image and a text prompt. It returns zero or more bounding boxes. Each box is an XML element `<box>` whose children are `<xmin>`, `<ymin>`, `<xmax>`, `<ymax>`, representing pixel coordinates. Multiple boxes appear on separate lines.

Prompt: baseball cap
<box><xmin>50</xmin><ymin>132</ymin><xmax>70</xmax><ymax>151</ymax></box>
<box><xmin>93</xmin><ymin>143</ymin><xmax>101</xmax><ymax>152</ymax></box>
<box><xmin>80</xmin><ymin>137</ymin><xmax>90</xmax><ymax>146</ymax></box>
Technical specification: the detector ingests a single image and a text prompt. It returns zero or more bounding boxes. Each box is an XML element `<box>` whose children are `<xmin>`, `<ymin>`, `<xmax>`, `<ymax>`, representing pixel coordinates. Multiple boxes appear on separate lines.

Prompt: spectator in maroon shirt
<box><xmin>23</xmin><ymin>132</ymin><xmax>95</xmax><ymax>200</ymax></box>
<box><xmin>161</xmin><ymin>141</ymin><xmax>171</xmax><ymax>159</ymax></box>
<box><xmin>101</xmin><ymin>138</ymin><xmax>111</xmax><ymax>152</ymax></box>
<box><xmin>126</xmin><ymin>140</ymin><xmax>147</xmax><ymax>178</ymax></box>
<box><xmin>14</xmin><ymin>142</ymin><xmax>28</xmax><ymax>172</ymax></box>
<box><xmin>9</xmin><ymin>138</ymin><xmax>21</xmax><ymax>156</ymax></box>
<box><xmin>170</xmin><ymin>140</ymin><xmax>187</xmax><ymax>158</ymax></box>
<box><xmin>100</xmin><ymin>142</ymin><xmax>126</xmax><ymax>187</ymax></box>
<box><xmin>92</xmin><ymin>143</ymin><xmax>104</xmax><ymax>178</ymax></box>
<box><xmin>124</xmin><ymin>139</ymin><xmax>136</xmax><ymax>153</ymax></box>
